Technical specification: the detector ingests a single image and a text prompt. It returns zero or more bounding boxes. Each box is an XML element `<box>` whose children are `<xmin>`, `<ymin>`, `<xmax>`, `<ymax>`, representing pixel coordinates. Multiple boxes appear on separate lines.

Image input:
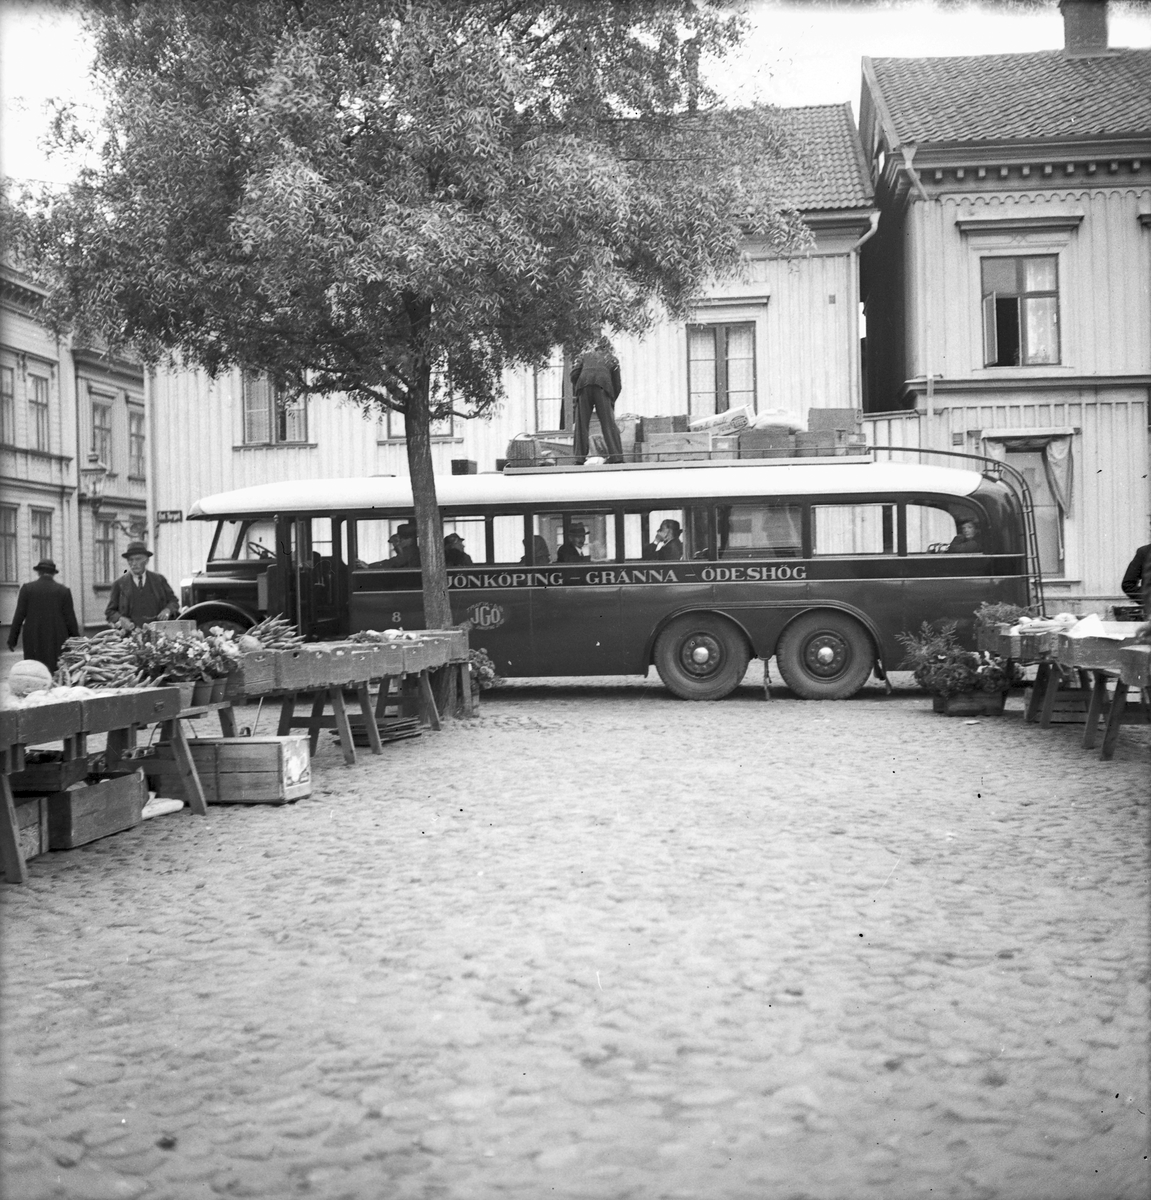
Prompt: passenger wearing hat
<box><xmin>104</xmin><ymin>541</ymin><xmax>179</xmax><ymax>631</ymax></box>
<box><xmin>7</xmin><ymin>559</ymin><xmax>80</xmax><ymax>673</ymax></box>
<box><xmin>443</xmin><ymin>532</ymin><xmax>473</xmax><ymax>567</ymax></box>
<box><xmin>381</xmin><ymin>523</ymin><xmax>421</xmax><ymax>570</ymax></box>
<box><xmin>555</xmin><ymin>522</ymin><xmax>589</xmax><ymax>563</ymax></box>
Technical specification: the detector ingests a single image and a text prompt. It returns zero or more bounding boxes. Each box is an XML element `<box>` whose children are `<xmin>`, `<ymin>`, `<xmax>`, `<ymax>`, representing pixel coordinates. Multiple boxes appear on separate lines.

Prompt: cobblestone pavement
<box><xmin>3</xmin><ymin>671</ymin><xmax>1149</xmax><ymax>1200</ymax></box>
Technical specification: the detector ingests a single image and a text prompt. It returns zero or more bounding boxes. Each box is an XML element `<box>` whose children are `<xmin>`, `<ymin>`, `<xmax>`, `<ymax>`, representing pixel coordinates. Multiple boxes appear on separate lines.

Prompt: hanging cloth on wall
<box><xmin>980</xmin><ymin>431</ymin><xmax>1074</xmax><ymax>515</ymax></box>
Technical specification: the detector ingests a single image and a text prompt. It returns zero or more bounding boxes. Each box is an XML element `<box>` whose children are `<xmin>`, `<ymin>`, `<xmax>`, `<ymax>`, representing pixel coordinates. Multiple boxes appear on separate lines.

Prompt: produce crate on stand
<box><xmin>79</xmin><ymin>688</ymin><xmax>181</xmax><ymax>735</ymax></box>
<box><xmin>1058</xmin><ymin>625</ymin><xmax>1147</xmax><ymax>674</ymax></box>
<box><xmin>8</xmin><ymin>752</ymin><xmax>89</xmax><ymax>794</ymax></box>
<box><xmin>47</xmin><ymin>769</ymin><xmax>147</xmax><ymax>850</ymax></box>
<box><xmin>16</xmin><ymin>701</ymin><xmax>82</xmax><ymax>748</ymax></box>
<box><xmin>147</xmin><ymin>735</ymin><xmax>311</xmax><ymax>805</ymax></box>
<box><xmin>15</xmin><ymin>796</ymin><xmax>48</xmax><ymax>861</ymax></box>
<box><xmin>275</xmin><ymin>645</ymin><xmax>334</xmax><ymax>691</ymax></box>
<box><xmin>144</xmin><ymin>620</ymin><xmax>200</xmax><ymax>637</ymax></box>
<box><xmin>370</xmin><ymin>641</ymin><xmax>407</xmax><ymax>678</ymax></box>
<box><xmin>417</xmin><ymin>630</ymin><xmax>469</xmax><ymax>662</ymax></box>
<box><xmin>225</xmin><ymin>651</ymin><xmax>278</xmax><ymax>699</ymax></box>
<box><xmin>401</xmin><ymin>639</ymin><xmax>438</xmax><ymax>674</ymax></box>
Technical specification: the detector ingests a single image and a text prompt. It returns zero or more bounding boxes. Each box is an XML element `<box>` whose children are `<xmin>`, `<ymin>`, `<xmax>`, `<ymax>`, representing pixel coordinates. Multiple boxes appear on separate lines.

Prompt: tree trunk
<box><xmin>404</xmin><ymin>371</ymin><xmax>453</xmax><ymax>630</ymax></box>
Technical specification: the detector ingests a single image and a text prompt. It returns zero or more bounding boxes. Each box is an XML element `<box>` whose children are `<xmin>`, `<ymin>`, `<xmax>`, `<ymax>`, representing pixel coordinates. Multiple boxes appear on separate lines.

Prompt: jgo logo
<box><xmin>467</xmin><ymin>602</ymin><xmax>505</xmax><ymax>629</ymax></box>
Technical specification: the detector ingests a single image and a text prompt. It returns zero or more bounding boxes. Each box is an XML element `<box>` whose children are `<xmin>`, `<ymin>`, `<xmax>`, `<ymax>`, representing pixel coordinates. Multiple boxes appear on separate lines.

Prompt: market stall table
<box><xmin>1</xmin><ymin>686</ymin><xmax>186</xmax><ymax>885</ymax></box>
<box><xmin>1056</xmin><ymin>625</ymin><xmax>1149</xmax><ymax>760</ymax></box>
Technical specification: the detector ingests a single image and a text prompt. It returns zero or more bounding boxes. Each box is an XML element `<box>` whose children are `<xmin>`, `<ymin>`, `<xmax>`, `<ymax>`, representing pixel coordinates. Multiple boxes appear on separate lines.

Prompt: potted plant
<box><xmin>897</xmin><ymin>621</ymin><xmax>1015</xmax><ymax>716</ymax></box>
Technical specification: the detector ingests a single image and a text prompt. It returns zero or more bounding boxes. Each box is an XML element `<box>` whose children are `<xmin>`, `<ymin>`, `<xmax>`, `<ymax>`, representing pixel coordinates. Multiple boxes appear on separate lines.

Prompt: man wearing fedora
<box><xmin>105</xmin><ymin>541</ymin><xmax>179</xmax><ymax>631</ymax></box>
<box><xmin>7</xmin><ymin>559</ymin><xmax>80</xmax><ymax>673</ymax></box>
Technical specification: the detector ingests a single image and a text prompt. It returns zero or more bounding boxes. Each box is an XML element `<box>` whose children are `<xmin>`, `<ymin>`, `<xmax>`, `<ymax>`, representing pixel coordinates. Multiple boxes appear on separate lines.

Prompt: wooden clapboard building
<box><xmin>859</xmin><ymin>0</ymin><xmax>1151</xmax><ymax>611</ymax></box>
<box><xmin>149</xmin><ymin>102</ymin><xmax>878</xmax><ymax>588</ymax></box>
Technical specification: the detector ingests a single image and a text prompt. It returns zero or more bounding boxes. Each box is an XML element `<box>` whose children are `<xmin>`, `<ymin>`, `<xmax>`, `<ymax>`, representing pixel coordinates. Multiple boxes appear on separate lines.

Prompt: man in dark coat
<box><xmin>1121</xmin><ymin>539</ymin><xmax>1151</xmax><ymax>617</ymax></box>
<box><xmin>570</xmin><ymin>337</ymin><xmax>625</xmax><ymax>465</ymax></box>
<box><xmin>7</xmin><ymin>559</ymin><xmax>80</xmax><ymax>673</ymax></box>
<box><xmin>555</xmin><ymin>523</ymin><xmax>589</xmax><ymax>563</ymax></box>
<box><xmin>105</xmin><ymin>541</ymin><xmax>179</xmax><ymax>631</ymax></box>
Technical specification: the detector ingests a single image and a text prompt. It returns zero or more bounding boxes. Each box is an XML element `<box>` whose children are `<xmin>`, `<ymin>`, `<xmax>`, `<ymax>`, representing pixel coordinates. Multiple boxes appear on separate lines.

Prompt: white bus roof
<box><xmin>188</xmin><ymin>459</ymin><xmax>988</xmax><ymax>519</ymax></box>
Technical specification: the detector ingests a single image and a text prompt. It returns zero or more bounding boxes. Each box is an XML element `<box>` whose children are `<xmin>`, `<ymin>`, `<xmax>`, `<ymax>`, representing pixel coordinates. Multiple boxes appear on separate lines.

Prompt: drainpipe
<box><xmin>850</xmin><ymin>212</ymin><xmax>881</xmax><ymax>409</ymax></box>
<box><xmin>145</xmin><ymin>367</ymin><xmax>157</xmax><ymax>550</ymax></box>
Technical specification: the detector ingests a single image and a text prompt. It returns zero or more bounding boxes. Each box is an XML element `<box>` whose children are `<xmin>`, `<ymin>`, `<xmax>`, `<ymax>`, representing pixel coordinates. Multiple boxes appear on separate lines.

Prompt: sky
<box><xmin>2</xmin><ymin>0</ymin><xmax>1151</xmax><ymax>187</ymax></box>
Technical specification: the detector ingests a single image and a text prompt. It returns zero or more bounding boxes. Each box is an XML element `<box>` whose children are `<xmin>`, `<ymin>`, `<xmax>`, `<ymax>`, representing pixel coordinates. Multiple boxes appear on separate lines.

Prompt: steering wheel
<box><xmin>247</xmin><ymin>541</ymin><xmax>274</xmax><ymax>560</ymax></box>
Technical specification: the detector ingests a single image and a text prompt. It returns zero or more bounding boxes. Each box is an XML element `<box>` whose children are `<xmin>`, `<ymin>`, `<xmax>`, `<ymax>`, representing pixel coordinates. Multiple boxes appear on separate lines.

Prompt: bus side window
<box><xmin>491</xmin><ymin>514</ymin><xmax>526</xmax><ymax>564</ymax></box>
<box><xmin>717</xmin><ymin>503</ymin><xmax>802</xmax><ymax>559</ymax></box>
<box><xmin>443</xmin><ymin>517</ymin><xmax>486</xmax><ymax>565</ymax></box>
<box><xmin>623</xmin><ymin>510</ymin><xmax>686</xmax><ymax>561</ymax></box>
<box><xmin>812</xmin><ymin>504</ymin><xmax>895</xmax><ymax>555</ymax></box>
<box><xmin>534</xmin><ymin>512</ymin><xmax>616</xmax><ymax>563</ymax></box>
<box><xmin>354</xmin><ymin>519</ymin><xmax>404</xmax><ymax>568</ymax></box>
<box><xmin>686</xmin><ymin>507</ymin><xmax>711</xmax><ymax>559</ymax></box>
<box><xmin>905</xmin><ymin>503</ymin><xmax>984</xmax><ymax>554</ymax></box>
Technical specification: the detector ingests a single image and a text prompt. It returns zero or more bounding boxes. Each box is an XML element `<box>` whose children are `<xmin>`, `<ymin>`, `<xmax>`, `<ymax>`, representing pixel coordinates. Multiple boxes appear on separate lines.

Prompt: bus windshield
<box><xmin>210</xmin><ymin>519</ymin><xmax>277</xmax><ymax>562</ymax></box>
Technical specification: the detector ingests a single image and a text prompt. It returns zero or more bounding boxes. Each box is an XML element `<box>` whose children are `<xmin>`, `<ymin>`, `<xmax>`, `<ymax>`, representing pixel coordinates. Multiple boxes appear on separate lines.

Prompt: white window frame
<box><xmin>241</xmin><ymin>373</ymin><xmax>308</xmax><ymax>445</ymax></box>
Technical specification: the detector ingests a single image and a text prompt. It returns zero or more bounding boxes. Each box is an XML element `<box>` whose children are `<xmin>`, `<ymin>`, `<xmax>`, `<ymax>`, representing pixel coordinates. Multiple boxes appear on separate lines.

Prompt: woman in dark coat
<box><xmin>7</xmin><ymin>560</ymin><xmax>80</xmax><ymax>673</ymax></box>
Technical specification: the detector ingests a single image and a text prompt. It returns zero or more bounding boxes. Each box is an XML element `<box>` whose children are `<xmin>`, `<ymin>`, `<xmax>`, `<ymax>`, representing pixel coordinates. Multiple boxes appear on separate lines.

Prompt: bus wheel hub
<box><xmin>805</xmin><ymin>633</ymin><xmax>846</xmax><ymax>677</ymax></box>
<box><xmin>682</xmin><ymin>633</ymin><xmax>721</xmax><ymax>675</ymax></box>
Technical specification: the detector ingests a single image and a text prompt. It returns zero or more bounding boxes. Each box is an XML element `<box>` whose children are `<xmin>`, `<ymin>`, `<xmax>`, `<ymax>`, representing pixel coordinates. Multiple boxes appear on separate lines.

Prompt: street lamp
<box><xmin>79</xmin><ymin>453</ymin><xmax>109</xmax><ymax>513</ymax></box>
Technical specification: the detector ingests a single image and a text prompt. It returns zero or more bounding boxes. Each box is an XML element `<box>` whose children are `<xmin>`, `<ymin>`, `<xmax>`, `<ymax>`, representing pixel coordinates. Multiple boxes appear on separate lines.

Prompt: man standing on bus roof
<box><xmin>382</xmin><ymin>524</ymin><xmax>420</xmax><ymax>569</ymax></box>
<box><xmin>556</xmin><ymin>523</ymin><xmax>588</xmax><ymax>562</ymax></box>
<box><xmin>105</xmin><ymin>542</ymin><xmax>179</xmax><ymax>632</ymax></box>
<box><xmin>570</xmin><ymin>336</ymin><xmax>625</xmax><ymax>466</ymax></box>
<box><xmin>647</xmin><ymin>519</ymin><xmax>683</xmax><ymax>562</ymax></box>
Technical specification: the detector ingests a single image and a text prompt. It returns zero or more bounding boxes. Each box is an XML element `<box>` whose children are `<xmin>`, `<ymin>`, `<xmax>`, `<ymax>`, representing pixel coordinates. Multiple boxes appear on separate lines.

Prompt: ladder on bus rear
<box><xmin>868</xmin><ymin>444</ymin><xmax>1046</xmax><ymax>616</ymax></box>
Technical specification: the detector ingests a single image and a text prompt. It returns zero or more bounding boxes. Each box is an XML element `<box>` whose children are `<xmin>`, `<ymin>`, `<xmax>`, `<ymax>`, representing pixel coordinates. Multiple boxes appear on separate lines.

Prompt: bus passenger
<box><xmin>647</xmin><ymin>519</ymin><xmax>683</xmax><ymax>561</ymax></box>
<box><xmin>946</xmin><ymin>519</ymin><xmax>982</xmax><ymax>554</ymax></box>
<box><xmin>444</xmin><ymin>532</ymin><xmax>473</xmax><ymax>566</ymax></box>
<box><xmin>556</xmin><ymin>523</ymin><xmax>588</xmax><ymax>562</ymax></box>
<box><xmin>521</xmin><ymin>535</ymin><xmax>551</xmax><ymax>565</ymax></box>
<box><xmin>382</xmin><ymin>524</ymin><xmax>420</xmax><ymax>568</ymax></box>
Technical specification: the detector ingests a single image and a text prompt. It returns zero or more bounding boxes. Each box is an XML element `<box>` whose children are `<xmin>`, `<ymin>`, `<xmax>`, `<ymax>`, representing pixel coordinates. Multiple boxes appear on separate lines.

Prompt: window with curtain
<box><xmin>31</xmin><ymin>508</ymin><xmax>52</xmax><ymax>563</ymax></box>
<box><xmin>0</xmin><ymin>505</ymin><xmax>16</xmax><ymax>581</ymax></box>
<box><xmin>983</xmin><ymin>433</ymin><xmax>1072</xmax><ymax>578</ymax></box>
<box><xmin>92</xmin><ymin>398</ymin><xmax>114</xmax><ymax>467</ymax></box>
<box><xmin>242</xmin><ymin>374</ymin><xmax>308</xmax><ymax>444</ymax></box>
<box><xmin>981</xmin><ymin>256</ymin><xmax>1059</xmax><ymax>367</ymax></box>
<box><xmin>533</xmin><ymin>347</ymin><xmax>567</xmax><ymax>432</ymax></box>
<box><xmin>29</xmin><ymin>375</ymin><xmax>50</xmax><ymax>451</ymax></box>
<box><xmin>687</xmin><ymin>322</ymin><xmax>755</xmax><ymax>416</ymax></box>
<box><xmin>95</xmin><ymin>518</ymin><xmax>118</xmax><ymax>584</ymax></box>
<box><xmin>128</xmin><ymin>407</ymin><xmax>146</xmax><ymax>477</ymax></box>
<box><xmin>0</xmin><ymin>366</ymin><xmax>14</xmax><ymax>444</ymax></box>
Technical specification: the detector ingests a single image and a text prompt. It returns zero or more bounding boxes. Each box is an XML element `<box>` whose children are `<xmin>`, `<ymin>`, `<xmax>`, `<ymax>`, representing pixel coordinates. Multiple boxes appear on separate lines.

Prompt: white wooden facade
<box><xmin>860</xmin><ymin>28</ymin><xmax>1151</xmax><ymax>611</ymax></box>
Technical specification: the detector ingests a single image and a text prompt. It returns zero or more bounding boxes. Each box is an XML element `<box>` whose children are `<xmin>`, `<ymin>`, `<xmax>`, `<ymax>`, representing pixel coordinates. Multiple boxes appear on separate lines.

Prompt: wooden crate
<box><xmin>418</xmin><ymin>630</ymin><xmax>469</xmax><ymax>662</ymax></box>
<box><xmin>638</xmin><ymin>431</ymin><xmax>711</xmax><ymax>462</ymax></box>
<box><xmin>47</xmin><ymin>770</ymin><xmax>146</xmax><ymax>850</ymax></box>
<box><xmin>275</xmin><ymin>646</ymin><xmax>334</xmax><ymax>691</ymax></box>
<box><xmin>366</xmin><ymin>642</ymin><xmax>406</xmax><ymax>678</ymax></box>
<box><xmin>1058</xmin><ymin>628</ymin><xmax>1145</xmax><ymax>673</ymax></box>
<box><xmin>17</xmin><ymin>700</ymin><xmax>83</xmax><ymax>748</ymax></box>
<box><xmin>79</xmin><ymin>687</ymin><xmax>181</xmax><ymax>734</ymax></box>
<box><xmin>225</xmin><ymin>651</ymin><xmax>278</xmax><ymax>698</ymax></box>
<box><xmin>9</xmin><ymin>754</ymin><xmax>89</xmax><ymax>794</ymax></box>
<box><xmin>148</xmin><ymin>735</ymin><xmax>311</xmax><ymax>804</ymax></box>
<box><xmin>15</xmin><ymin>795</ymin><xmax>48</xmax><ymax>861</ymax></box>
<box><xmin>0</xmin><ymin>709</ymin><xmax>20</xmax><ymax>750</ymax></box>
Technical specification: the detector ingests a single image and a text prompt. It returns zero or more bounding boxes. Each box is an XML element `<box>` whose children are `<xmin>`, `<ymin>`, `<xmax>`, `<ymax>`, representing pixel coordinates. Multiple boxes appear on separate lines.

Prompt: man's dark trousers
<box><xmin>574</xmin><ymin>387</ymin><xmax>624</xmax><ymax>464</ymax></box>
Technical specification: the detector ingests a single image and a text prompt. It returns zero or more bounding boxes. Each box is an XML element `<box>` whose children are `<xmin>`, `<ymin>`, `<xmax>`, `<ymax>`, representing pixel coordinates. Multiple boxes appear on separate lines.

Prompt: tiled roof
<box><xmin>774</xmin><ymin>103</ymin><xmax>875</xmax><ymax>210</ymax></box>
<box><xmin>868</xmin><ymin>49</ymin><xmax>1151</xmax><ymax>146</ymax></box>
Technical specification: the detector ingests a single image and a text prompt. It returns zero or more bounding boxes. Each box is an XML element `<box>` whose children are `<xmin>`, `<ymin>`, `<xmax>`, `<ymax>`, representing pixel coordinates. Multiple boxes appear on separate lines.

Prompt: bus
<box><xmin>181</xmin><ymin>456</ymin><xmax>1035</xmax><ymax>701</ymax></box>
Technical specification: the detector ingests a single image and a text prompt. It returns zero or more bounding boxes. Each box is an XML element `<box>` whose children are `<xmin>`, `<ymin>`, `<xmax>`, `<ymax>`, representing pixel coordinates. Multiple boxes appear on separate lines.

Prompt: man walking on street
<box><xmin>105</xmin><ymin>541</ymin><xmax>179</xmax><ymax>631</ymax></box>
<box><xmin>570</xmin><ymin>336</ymin><xmax>625</xmax><ymax>465</ymax></box>
<box><xmin>6</xmin><ymin>560</ymin><xmax>80</xmax><ymax>674</ymax></box>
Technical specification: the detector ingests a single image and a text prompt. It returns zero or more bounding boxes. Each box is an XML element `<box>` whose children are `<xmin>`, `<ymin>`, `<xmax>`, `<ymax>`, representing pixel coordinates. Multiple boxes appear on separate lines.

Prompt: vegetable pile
<box><xmin>245</xmin><ymin>616</ymin><xmax>305</xmax><ymax>650</ymax></box>
<box><xmin>57</xmin><ymin>630</ymin><xmax>147</xmax><ymax>688</ymax></box>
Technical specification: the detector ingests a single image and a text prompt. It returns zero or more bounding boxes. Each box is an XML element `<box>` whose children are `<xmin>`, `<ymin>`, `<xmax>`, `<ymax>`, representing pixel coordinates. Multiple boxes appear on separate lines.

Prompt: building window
<box><xmin>687</xmin><ymin>322</ymin><xmax>755</xmax><ymax>416</ymax></box>
<box><xmin>383</xmin><ymin>407</ymin><xmax>454</xmax><ymax>440</ymax></box>
<box><xmin>92</xmin><ymin>398</ymin><xmax>114</xmax><ymax>467</ymax></box>
<box><xmin>29</xmin><ymin>375</ymin><xmax>50</xmax><ymax>451</ymax></box>
<box><xmin>30</xmin><ymin>508</ymin><xmax>52</xmax><ymax>563</ymax></box>
<box><xmin>0</xmin><ymin>366</ymin><xmax>14</xmax><ymax>444</ymax></box>
<box><xmin>981</xmin><ymin>256</ymin><xmax>1059</xmax><ymax>367</ymax></box>
<box><xmin>533</xmin><ymin>348</ymin><xmax>566</xmax><ymax>432</ymax></box>
<box><xmin>0</xmin><ymin>505</ymin><xmax>16</xmax><ymax>581</ymax></box>
<box><xmin>242</xmin><ymin>374</ymin><xmax>308</xmax><ymax>444</ymax></box>
<box><xmin>95</xmin><ymin>518</ymin><xmax>118</xmax><ymax>584</ymax></box>
<box><xmin>128</xmin><ymin>408</ymin><xmax>146</xmax><ymax>477</ymax></box>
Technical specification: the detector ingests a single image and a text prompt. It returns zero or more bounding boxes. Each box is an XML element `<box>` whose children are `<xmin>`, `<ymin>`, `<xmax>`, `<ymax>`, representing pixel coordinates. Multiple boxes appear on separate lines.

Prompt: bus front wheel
<box><xmin>776</xmin><ymin>612</ymin><xmax>873</xmax><ymax>700</ymax></box>
<box><xmin>654</xmin><ymin>614</ymin><xmax>750</xmax><ymax>701</ymax></box>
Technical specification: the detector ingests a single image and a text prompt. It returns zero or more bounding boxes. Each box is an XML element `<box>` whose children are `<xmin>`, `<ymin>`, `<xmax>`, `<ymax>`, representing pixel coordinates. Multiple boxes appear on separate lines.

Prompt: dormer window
<box><xmin>981</xmin><ymin>255</ymin><xmax>1060</xmax><ymax>366</ymax></box>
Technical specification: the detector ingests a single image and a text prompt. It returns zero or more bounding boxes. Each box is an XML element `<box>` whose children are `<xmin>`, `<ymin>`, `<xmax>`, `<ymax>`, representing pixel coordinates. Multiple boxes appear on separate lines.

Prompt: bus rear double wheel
<box><xmin>654</xmin><ymin>613</ymin><xmax>751</xmax><ymax>701</ymax></box>
<box><xmin>776</xmin><ymin>611</ymin><xmax>873</xmax><ymax>700</ymax></box>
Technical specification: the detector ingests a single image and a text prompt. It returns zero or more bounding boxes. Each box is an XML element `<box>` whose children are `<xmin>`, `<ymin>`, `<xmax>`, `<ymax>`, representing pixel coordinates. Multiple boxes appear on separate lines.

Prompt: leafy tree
<box><xmin>10</xmin><ymin>0</ymin><xmax>809</xmax><ymax>629</ymax></box>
